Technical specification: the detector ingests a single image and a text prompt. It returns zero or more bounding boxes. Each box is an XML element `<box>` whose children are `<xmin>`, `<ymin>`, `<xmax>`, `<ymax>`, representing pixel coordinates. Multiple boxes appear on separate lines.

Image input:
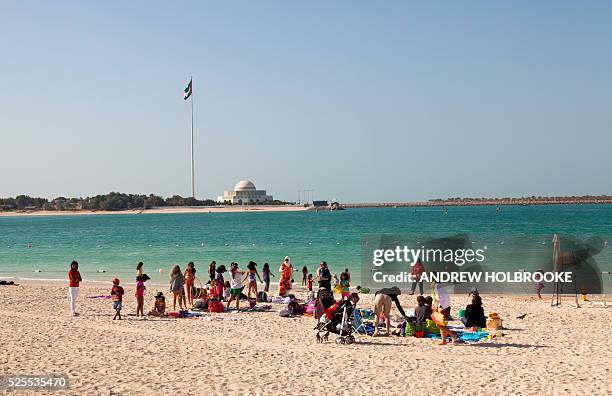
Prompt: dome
<box><xmin>234</xmin><ymin>180</ymin><xmax>256</xmax><ymax>191</ymax></box>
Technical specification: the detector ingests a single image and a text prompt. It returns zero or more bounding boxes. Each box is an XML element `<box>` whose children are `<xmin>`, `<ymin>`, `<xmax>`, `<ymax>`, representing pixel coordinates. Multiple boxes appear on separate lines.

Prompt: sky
<box><xmin>1</xmin><ymin>1</ymin><xmax>611</xmax><ymax>203</ymax></box>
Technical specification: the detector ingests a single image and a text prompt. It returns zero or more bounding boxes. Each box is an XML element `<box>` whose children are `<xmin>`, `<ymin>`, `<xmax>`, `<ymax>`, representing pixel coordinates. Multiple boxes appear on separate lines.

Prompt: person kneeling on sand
<box><xmin>372</xmin><ymin>286</ymin><xmax>408</xmax><ymax>337</ymax></box>
<box><xmin>148</xmin><ymin>292</ymin><xmax>166</xmax><ymax>316</ymax></box>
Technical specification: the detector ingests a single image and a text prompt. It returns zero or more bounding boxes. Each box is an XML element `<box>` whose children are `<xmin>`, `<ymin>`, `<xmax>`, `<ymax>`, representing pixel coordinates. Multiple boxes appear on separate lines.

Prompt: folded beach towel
<box><xmin>426</xmin><ymin>331</ymin><xmax>489</xmax><ymax>343</ymax></box>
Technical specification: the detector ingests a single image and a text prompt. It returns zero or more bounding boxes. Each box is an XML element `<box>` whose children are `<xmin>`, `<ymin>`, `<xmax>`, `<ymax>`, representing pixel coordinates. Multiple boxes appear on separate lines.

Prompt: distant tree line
<box><xmin>0</xmin><ymin>193</ymin><xmax>289</xmax><ymax>212</ymax></box>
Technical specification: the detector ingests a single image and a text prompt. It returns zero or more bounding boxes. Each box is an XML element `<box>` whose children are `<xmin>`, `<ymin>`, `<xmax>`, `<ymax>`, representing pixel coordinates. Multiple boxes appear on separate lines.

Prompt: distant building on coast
<box><xmin>216</xmin><ymin>180</ymin><xmax>274</xmax><ymax>204</ymax></box>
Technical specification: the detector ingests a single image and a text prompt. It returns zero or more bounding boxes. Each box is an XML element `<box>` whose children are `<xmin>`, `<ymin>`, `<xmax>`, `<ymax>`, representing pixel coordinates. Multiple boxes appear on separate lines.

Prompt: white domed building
<box><xmin>216</xmin><ymin>180</ymin><xmax>274</xmax><ymax>204</ymax></box>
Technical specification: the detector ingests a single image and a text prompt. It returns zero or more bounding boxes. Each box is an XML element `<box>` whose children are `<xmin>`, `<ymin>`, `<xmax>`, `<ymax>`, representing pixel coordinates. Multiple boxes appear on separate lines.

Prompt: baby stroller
<box><xmin>315</xmin><ymin>293</ymin><xmax>357</xmax><ymax>345</ymax></box>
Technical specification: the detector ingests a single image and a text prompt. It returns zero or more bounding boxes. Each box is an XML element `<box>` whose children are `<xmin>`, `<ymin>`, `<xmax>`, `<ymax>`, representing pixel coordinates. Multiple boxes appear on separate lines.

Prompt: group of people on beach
<box><xmin>66</xmin><ymin>257</ymin><xmax>355</xmax><ymax>318</ymax></box>
<box><xmin>67</xmin><ymin>258</ymin><xmax>488</xmax><ymax>345</ymax></box>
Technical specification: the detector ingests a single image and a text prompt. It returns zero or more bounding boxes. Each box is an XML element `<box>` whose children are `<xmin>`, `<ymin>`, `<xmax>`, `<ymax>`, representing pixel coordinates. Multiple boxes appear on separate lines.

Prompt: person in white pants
<box><xmin>68</xmin><ymin>260</ymin><xmax>82</xmax><ymax>316</ymax></box>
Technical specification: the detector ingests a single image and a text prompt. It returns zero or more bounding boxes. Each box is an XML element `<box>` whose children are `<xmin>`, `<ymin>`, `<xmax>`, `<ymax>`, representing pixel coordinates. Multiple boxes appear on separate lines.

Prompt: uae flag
<box><xmin>184</xmin><ymin>79</ymin><xmax>192</xmax><ymax>100</ymax></box>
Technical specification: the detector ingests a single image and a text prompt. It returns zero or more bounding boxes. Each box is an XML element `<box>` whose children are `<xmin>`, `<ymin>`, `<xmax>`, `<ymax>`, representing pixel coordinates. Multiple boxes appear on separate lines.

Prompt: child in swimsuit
<box><xmin>135</xmin><ymin>275</ymin><xmax>147</xmax><ymax>317</ymax></box>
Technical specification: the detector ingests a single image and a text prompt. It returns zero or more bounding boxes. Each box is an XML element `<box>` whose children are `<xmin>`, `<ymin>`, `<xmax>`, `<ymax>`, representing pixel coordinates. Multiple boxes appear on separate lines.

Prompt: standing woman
<box><xmin>208</xmin><ymin>261</ymin><xmax>216</xmax><ymax>286</ymax></box>
<box><xmin>278</xmin><ymin>257</ymin><xmax>291</xmax><ymax>297</ymax></box>
<box><xmin>262</xmin><ymin>263</ymin><xmax>275</xmax><ymax>293</ymax></box>
<box><xmin>184</xmin><ymin>262</ymin><xmax>196</xmax><ymax>307</ymax></box>
<box><xmin>301</xmin><ymin>266</ymin><xmax>308</xmax><ymax>286</ymax></box>
<box><xmin>215</xmin><ymin>265</ymin><xmax>227</xmax><ymax>299</ymax></box>
<box><xmin>245</xmin><ymin>261</ymin><xmax>263</xmax><ymax>299</ymax></box>
<box><xmin>68</xmin><ymin>260</ymin><xmax>82</xmax><ymax>316</ymax></box>
<box><xmin>136</xmin><ymin>261</ymin><xmax>144</xmax><ymax>277</ymax></box>
<box><xmin>169</xmin><ymin>265</ymin><xmax>185</xmax><ymax>311</ymax></box>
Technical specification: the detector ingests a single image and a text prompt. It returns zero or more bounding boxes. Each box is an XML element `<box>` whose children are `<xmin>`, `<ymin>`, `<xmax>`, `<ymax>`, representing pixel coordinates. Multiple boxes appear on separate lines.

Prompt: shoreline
<box><xmin>2</xmin><ymin>201</ymin><xmax>611</xmax><ymax>218</ymax></box>
<box><xmin>0</xmin><ymin>205</ymin><xmax>309</xmax><ymax>217</ymax></box>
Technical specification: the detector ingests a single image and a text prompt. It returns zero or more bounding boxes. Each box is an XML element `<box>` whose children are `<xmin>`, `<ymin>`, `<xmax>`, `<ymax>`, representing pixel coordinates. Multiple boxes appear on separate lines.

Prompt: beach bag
<box><xmin>193</xmin><ymin>299</ymin><xmax>209</xmax><ymax>310</ymax></box>
<box><xmin>279</xmin><ymin>308</ymin><xmax>291</xmax><ymax>317</ymax></box>
<box><xmin>305</xmin><ymin>301</ymin><xmax>316</xmax><ymax>314</ymax></box>
<box><xmin>415</xmin><ymin>323</ymin><xmax>426</xmax><ymax>338</ymax></box>
<box><xmin>404</xmin><ymin>321</ymin><xmax>416</xmax><ymax>337</ymax></box>
<box><xmin>431</xmin><ymin>311</ymin><xmax>447</xmax><ymax>327</ymax></box>
<box><xmin>257</xmin><ymin>291</ymin><xmax>268</xmax><ymax>303</ymax></box>
<box><xmin>208</xmin><ymin>301</ymin><xmax>225</xmax><ymax>313</ymax></box>
<box><xmin>487</xmin><ymin>313</ymin><xmax>503</xmax><ymax>330</ymax></box>
<box><xmin>425</xmin><ymin>319</ymin><xmax>440</xmax><ymax>334</ymax></box>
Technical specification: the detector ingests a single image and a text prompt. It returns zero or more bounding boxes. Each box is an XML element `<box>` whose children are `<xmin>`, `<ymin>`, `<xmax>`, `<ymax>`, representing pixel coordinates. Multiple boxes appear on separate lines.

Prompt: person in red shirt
<box><xmin>68</xmin><ymin>260</ymin><xmax>82</xmax><ymax>316</ymax></box>
<box><xmin>111</xmin><ymin>278</ymin><xmax>125</xmax><ymax>320</ymax></box>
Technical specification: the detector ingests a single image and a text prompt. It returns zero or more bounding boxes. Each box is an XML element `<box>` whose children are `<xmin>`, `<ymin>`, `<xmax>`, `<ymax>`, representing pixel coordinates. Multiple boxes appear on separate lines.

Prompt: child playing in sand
<box><xmin>148</xmin><ymin>292</ymin><xmax>166</xmax><ymax>316</ymax></box>
<box><xmin>135</xmin><ymin>274</ymin><xmax>147</xmax><ymax>317</ymax></box>
<box><xmin>111</xmin><ymin>278</ymin><xmax>124</xmax><ymax>320</ymax></box>
<box><xmin>245</xmin><ymin>261</ymin><xmax>263</xmax><ymax>299</ymax></box>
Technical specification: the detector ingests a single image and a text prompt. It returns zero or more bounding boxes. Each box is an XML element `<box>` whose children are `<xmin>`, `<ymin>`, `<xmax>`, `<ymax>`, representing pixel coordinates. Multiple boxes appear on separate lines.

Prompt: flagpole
<box><xmin>190</xmin><ymin>76</ymin><xmax>195</xmax><ymax>198</ymax></box>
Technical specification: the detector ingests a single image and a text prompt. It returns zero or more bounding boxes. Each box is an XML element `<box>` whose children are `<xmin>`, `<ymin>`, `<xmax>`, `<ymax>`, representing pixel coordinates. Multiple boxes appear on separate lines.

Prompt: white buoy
<box><xmin>97</xmin><ymin>269</ymin><xmax>106</xmax><ymax>273</ymax></box>
<box><xmin>159</xmin><ymin>268</ymin><xmax>164</xmax><ymax>273</ymax></box>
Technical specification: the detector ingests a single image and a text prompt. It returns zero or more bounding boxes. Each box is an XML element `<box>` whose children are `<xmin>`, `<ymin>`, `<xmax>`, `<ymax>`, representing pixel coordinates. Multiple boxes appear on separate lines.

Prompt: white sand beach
<box><xmin>1</xmin><ymin>282</ymin><xmax>611</xmax><ymax>395</ymax></box>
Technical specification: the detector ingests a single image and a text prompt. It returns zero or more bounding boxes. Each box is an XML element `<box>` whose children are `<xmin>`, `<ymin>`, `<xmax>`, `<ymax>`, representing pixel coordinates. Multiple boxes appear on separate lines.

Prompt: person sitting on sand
<box><xmin>461</xmin><ymin>294</ymin><xmax>487</xmax><ymax>328</ymax></box>
<box><xmin>170</xmin><ymin>265</ymin><xmax>186</xmax><ymax>311</ymax></box>
<box><xmin>111</xmin><ymin>278</ymin><xmax>124</xmax><ymax>320</ymax></box>
<box><xmin>245</xmin><ymin>261</ymin><xmax>263</xmax><ymax>299</ymax></box>
<box><xmin>148</xmin><ymin>292</ymin><xmax>166</xmax><ymax>316</ymax></box>
<box><xmin>227</xmin><ymin>263</ymin><xmax>246</xmax><ymax>310</ymax></box>
<box><xmin>414</xmin><ymin>295</ymin><xmax>432</xmax><ymax>323</ymax></box>
<box><xmin>372</xmin><ymin>286</ymin><xmax>408</xmax><ymax>336</ymax></box>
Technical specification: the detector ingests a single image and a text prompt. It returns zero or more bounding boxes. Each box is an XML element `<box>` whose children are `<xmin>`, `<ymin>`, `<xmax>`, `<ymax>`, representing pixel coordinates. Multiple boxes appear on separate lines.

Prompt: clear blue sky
<box><xmin>1</xmin><ymin>1</ymin><xmax>611</xmax><ymax>202</ymax></box>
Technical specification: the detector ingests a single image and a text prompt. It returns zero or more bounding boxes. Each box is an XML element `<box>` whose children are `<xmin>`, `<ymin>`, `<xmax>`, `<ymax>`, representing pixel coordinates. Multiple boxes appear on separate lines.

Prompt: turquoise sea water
<box><xmin>0</xmin><ymin>205</ymin><xmax>610</xmax><ymax>285</ymax></box>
